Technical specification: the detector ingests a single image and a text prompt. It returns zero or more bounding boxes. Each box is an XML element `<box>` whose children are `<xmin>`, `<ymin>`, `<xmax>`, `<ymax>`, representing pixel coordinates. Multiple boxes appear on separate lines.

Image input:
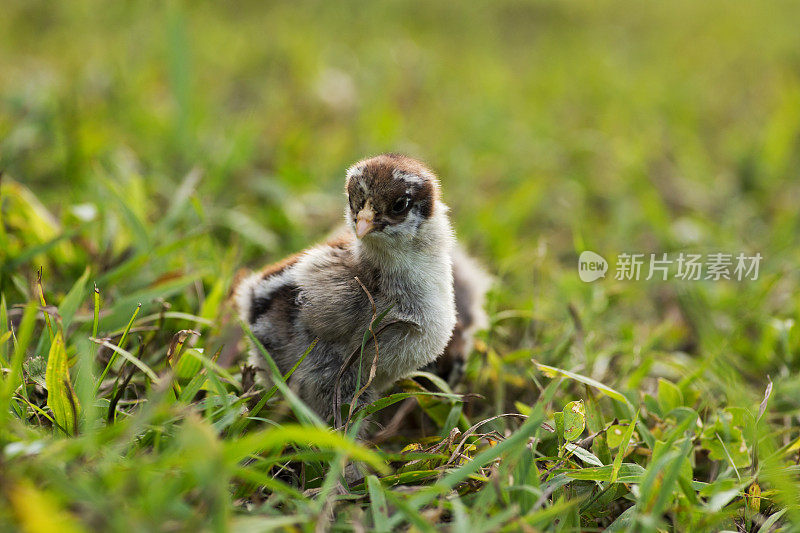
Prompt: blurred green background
<box><xmin>4</xmin><ymin>0</ymin><xmax>800</xmax><ymax>368</ymax></box>
<box><xmin>4</xmin><ymin>0</ymin><xmax>800</xmax><ymax>396</ymax></box>
<box><xmin>2</xmin><ymin>0</ymin><xmax>800</xmax><ymax>528</ymax></box>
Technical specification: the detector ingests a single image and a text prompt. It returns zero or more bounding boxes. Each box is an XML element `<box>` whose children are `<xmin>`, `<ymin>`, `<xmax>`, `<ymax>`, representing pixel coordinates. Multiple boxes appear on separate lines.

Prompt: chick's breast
<box><xmin>292</xmin><ymin>242</ymin><xmax>375</xmax><ymax>345</ymax></box>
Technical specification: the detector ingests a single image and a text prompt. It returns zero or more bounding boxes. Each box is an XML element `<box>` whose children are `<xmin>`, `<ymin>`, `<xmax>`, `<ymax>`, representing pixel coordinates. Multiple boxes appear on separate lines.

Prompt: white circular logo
<box><xmin>578</xmin><ymin>251</ymin><xmax>608</xmax><ymax>282</ymax></box>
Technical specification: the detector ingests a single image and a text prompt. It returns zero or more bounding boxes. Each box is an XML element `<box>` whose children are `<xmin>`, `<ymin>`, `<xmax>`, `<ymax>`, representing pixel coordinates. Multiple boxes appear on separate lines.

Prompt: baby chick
<box><xmin>235</xmin><ymin>154</ymin><xmax>482</xmax><ymax>422</ymax></box>
<box><xmin>427</xmin><ymin>245</ymin><xmax>491</xmax><ymax>386</ymax></box>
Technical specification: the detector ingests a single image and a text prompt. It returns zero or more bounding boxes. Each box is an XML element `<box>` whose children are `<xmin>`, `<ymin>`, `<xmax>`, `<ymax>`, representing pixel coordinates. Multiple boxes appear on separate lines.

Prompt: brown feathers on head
<box><xmin>345</xmin><ymin>154</ymin><xmax>440</xmax><ymax>235</ymax></box>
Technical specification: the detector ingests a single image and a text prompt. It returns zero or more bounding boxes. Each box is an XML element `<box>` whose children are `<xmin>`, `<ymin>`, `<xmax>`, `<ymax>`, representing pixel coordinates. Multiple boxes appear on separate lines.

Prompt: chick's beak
<box><xmin>355</xmin><ymin>209</ymin><xmax>375</xmax><ymax>239</ymax></box>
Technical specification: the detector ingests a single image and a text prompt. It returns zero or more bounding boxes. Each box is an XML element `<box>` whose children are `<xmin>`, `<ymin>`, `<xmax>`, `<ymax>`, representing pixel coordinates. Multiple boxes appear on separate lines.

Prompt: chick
<box><xmin>426</xmin><ymin>245</ymin><xmax>491</xmax><ymax>386</ymax></box>
<box><xmin>235</xmin><ymin>154</ymin><xmax>482</xmax><ymax>422</ymax></box>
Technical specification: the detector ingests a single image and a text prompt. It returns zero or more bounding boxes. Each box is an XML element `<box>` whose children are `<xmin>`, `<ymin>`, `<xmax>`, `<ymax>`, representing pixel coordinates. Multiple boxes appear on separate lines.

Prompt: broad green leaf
<box><xmin>607</xmin><ymin>424</ymin><xmax>638</xmax><ymax>449</ymax></box>
<box><xmin>565</xmin><ymin>463</ymin><xmax>646</xmax><ymax>483</ymax></box>
<box><xmin>174</xmin><ymin>348</ymin><xmax>205</xmax><ymax>380</ymax></box>
<box><xmin>700</xmin><ymin>409</ymin><xmax>750</xmax><ymax>469</ymax></box>
<box><xmin>23</xmin><ymin>356</ymin><xmax>47</xmax><ymax>389</ymax></box>
<box><xmin>45</xmin><ymin>331</ymin><xmax>80</xmax><ymax>435</ymax></box>
<box><xmin>408</xmin><ymin>370</ymin><xmax>454</xmax><ymax>395</ymax></box>
<box><xmin>785</xmin><ymin>435</ymin><xmax>800</xmax><ymax>454</ymax></box>
<box><xmin>583</xmin><ymin>394</ymin><xmax>606</xmax><ymax>433</ymax></box>
<box><xmin>397</xmin><ymin>379</ymin><xmax>456</xmax><ymax>428</ymax></box>
<box><xmin>657</xmin><ymin>378</ymin><xmax>683</xmax><ymax>414</ymax></box>
<box><xmin>643</xmin><ymin>393</ymin><xmax>662</xmax><ymax>418</ymax></box>
<box><xmin>515</xmin><ymin>401</ymin><xmax>531</xmax><ymax>416</ymax></box>
<box><xmin>592</xmin><ymin>432</ymin><xmax>613</xmax><ymax>465</ymax></box>
<box><xmin>563</xmin><ymin>400</ymin><xmax>585</xmax><ymax>442</ymax></box>
<box><xmin>178</xmin><ymin>371</ymin><xmax>209</xmax><ymax>404</ymax></box>
<box><xmin>554</xmin><ymin>411</ymin><xmax>564</xmax><ymax>448</ymax></box>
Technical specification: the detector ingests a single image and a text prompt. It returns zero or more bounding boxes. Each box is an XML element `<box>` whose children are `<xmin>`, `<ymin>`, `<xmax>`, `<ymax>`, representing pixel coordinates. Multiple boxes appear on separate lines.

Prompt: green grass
<box><xmin>2</xmin><ymin>0</ymin><xmax>800</xmax><ymax>530</ymax></box>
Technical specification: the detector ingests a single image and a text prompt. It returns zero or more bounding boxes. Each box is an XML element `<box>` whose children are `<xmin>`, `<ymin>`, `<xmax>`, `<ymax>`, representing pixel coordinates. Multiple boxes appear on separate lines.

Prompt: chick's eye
<box><xmin>392</xmin><ymin>195</ymin><xmax>411</xmax><ymax>214</ymax></box>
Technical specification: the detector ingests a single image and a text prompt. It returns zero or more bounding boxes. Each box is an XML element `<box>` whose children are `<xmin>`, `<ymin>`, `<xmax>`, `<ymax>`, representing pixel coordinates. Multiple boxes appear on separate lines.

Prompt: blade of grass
<box><xmin>0</xmin><ymin>294</ymin><xmax>9</xmax><ymax>367</ymax></box>
<box><xmin>639</xmin><ymin>438</ymin><xmax>694</xmax><ymax>521</ymax></box>
<box><xmin>94</xmin><ymin>303</ymin><xmax>141</xmax><ymax>395</ymax></box>
<box><xmin>233</xmin><ymin>466</ymin><xmax>311</xmax><ymax>505</ymax></box>
<box><xmin>239</xmin><ymin>319</ymin><xmax>324</xmax><ymax>428</ymax></box>
<box><xmin>223</xmin><ymin>425</ymin><xmax>387</xmax><ymax>472</ymax></box>
<box><xmin>35</xmin><ymin>268</ymin><xmax>55</xmax><ymax>343</ymax></box>
<box><xmin>1</xmin><ymin>303</ymin><xmax>37</xmax><ymax>427</ymax></box>
<box><xmin>90</xmin><ymin>338</ymin><xmax>159</xmax><ymax>382</ymax></box>
<box><xmin>610</xmin><ymin>410</ymin><xmax>639</xmax><ymax>483</ymax></box>
<box><xmin>89</xmin><ymin>284</ymin><xmax>100</xmax><ymax>362</ymax></box>
<box><xmin>382</xmin><ymin>490</ymin><xmax>437</xmax><ymax>533</ymax></box>
<box><xmin>58</xmin><ymin>267</ymin><xmax>90</xmax><ymax>334</ymax></box>
<box><xmin>232</xmin><ymin>339</ymin><xmax>318</xmax><ymax>436</ymax></box>
<box><xmin>534</xmin><ymin>360</ymin><xmax>634</xmax><ymax>411</ymax></box>
<box><xmin>367</xmin><ymin>475</ymin><xmax>390</xmax><ymax>533</ymax></box>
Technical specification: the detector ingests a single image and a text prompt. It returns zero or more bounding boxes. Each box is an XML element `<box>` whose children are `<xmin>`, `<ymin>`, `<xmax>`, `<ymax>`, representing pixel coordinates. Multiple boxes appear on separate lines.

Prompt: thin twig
<box><xmin>332</xmin><ymin>318</ymin><xmax>407</xmax><ymax>429</ymax></box>
<box><xmin>446</xmin><ymin>413</ymin><xmax>529</xmax><ymax>466</ymax></box>
<box><xmin>344</xmin><ymin>277</ymin><xmax>380</xmax><ymax>431</ymax></box>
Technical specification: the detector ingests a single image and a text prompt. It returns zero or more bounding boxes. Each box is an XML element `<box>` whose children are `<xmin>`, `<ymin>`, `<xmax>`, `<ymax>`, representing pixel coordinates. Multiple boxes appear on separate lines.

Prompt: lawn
<box><xmin>1</xmin><ymin>0</ymin><xmax>800</xmax><ymax>531</ymax></box>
